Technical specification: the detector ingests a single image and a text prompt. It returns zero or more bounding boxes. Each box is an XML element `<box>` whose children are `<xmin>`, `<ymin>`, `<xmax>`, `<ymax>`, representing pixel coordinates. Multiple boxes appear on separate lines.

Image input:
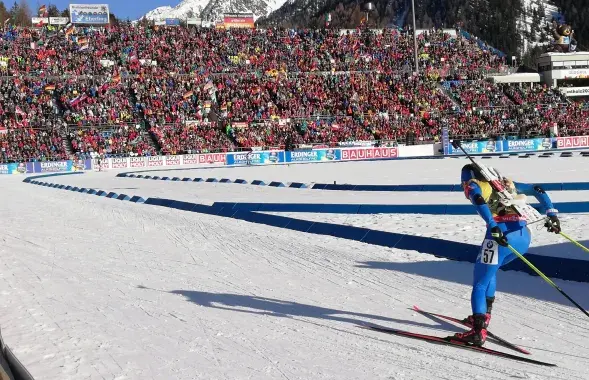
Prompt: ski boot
<box><xmin>452</xmin><ymin>313</ymin><xmax>488</xmax><ymax>346</ymax></box>
<box><xmin>462</xmin><ymin>297</ymin><xmax>494</xmax><ymax>328</ymax></box>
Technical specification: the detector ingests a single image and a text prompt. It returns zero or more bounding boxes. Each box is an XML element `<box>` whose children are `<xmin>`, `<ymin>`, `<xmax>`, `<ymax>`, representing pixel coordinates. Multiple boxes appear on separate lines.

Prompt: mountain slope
<box><xmin>141</xmin><ymin>0</ymin><xmax>289</xmax><ymax>21</ymax></box>
<box><xmin>259</xmin><ymin>0</ymin><xmax>561</xmax><ymax>58</ymax></box>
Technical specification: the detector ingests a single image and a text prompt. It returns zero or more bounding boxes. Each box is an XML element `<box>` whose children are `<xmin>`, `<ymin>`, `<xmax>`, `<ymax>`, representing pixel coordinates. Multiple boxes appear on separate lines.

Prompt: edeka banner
<box><xmin>557</xmin><ymin>135</ymin><xmax>589</xmax><ymax>149</ymax></box>
<box><xmin>446</xmin><ymin>140</ymin><xmax>503</xmax><ymax>155</ymax></box>
<box><xmin>69</xmin><ymin>4</ymin><xmax>110</xmax><ymax>24</ymax></box>
<box><xmin>502</xmin><ymin>138</ymin><xmax>553</xmax><ymax>152</ymax></box>
<box><xmin>226</xmin><ymin>151</ymin><xmax>285</xmax><ymax>165</ymax></box>
<box><xmin>340</xmin><ymin>147</ymin><xmax>398</xmax><ymax>161</ymax></box>
<box><xmin>183</xmin><ymin>153</ymin><xmax>226</xmax><ymax>165</ymax></box>
<box><xmin>286</xmin><ymin>149</ymin><xmax>340</xmax><ymax>163</ymax></box>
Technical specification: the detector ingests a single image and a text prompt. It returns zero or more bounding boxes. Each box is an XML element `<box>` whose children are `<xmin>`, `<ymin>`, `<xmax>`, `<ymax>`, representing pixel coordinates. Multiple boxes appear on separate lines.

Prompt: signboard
<box><xmin>563</xmin><ymin>69</ymin><xmax>589</xmax><ymax>79</ymax></box>
<box><xmin>0</xmin><ymin>163</ymin><xmax>27</xmax><ymax>174</ymax></box>
<box><xmin>286</xmin><ymin>149</ymin><xmax>340</xmax><ymax>163</ymax></box>
<box><xmin>69</xmin><ymin>4</ymin><xmax>110</xmax><ymax>24</ymax></box>
<box><xmin>31</xmin><ymin>17</ymin><xmax>49</xmax><ymax>25</ymax></box>
<box><xmin>559</xmin><ymin>86</ymin><xmax>589</xmax><ymax>97</ymax></box>
<box><xmin>187</xmin><ymin>18</ymin><xmax>202</xmax><ymax>26</ymax></box>
<box><xmin>49</xmin><ymin>17</ymin><xmax>69</xmax><ymax>25</ymax></box>
<box><xmin>182</xmin><ymin>153</ymin><xmax>226</xmax><ymax>165</ymax></box>
<box><xmin>154</xmin><ymin>20</ymin><xmax>166</xmax><ymax>26</ymax></box>
<box><xmin>226</xmin><ymin>151</ymin><xmax>284</xmax><ymax>165</ymax></box>
<box><xmin>164</xmin><ymin>155</ymin><xmax>182</xmax><ymax>166</ymax></box>
<box><xmin>165</xmin><ymin>18</ymin><xmax>180</xmax><ymax>26</ymax></box>
<box><xmin>502</xmin><ymin>138</ymin><xmax>553</xmax><ymax>152</ymax></box>
<box><xmin>446</xmin><ymin>140</ymin><xmax>503</xmax><ymax>155</ymax></box>
<box><xmin>223</xmin><ymin>13</ymin><xmax>254</xmax><ymax>29</ymax></box>
<box><xmin>340</xmin><ymin>147</ymin><xmax>398</xmax><ymax>161</ymax></box>
<box><xmin>557</xmin><ymin>135</ymin><xmax>589</xmax><ymax>149</ymax></box>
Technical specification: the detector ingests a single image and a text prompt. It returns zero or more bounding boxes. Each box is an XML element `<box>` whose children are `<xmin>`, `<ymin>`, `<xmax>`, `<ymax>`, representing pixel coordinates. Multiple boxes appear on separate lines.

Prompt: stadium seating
<box><xmin>0</xmin><ymin>24</ymin><xmax>587</xmax><ymax>161</ymax></box>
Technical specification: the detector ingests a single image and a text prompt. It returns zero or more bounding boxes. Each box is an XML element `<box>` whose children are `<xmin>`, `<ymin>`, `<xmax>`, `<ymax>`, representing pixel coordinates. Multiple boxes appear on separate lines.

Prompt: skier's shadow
<box><xmin>356</xmin><ymin>260</ymin><xmax>589</xmax><ymax>309</ymax></box>
<box><xmin>166</xmin><ymin>289</ymin><xmax>463</xmax><ymax>333</ymax></box>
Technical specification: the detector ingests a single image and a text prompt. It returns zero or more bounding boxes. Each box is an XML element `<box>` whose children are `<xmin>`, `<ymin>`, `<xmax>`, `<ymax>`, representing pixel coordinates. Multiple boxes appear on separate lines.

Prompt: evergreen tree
<box><xmin>60</xmin><ymin>8</ymin><xmax>69</xmax><ymax>18</ymax></box>
<box><xmin>0</xmin><ymin>2</ymin><xmax>9</xmax><ymax>25</ymax></box>
<box><xmin>47</xmin><ymin>4</ymin><xmax>60</xmax><ymax>17</ymax></box>
<box><xmin>15</xmin><ymin>0</ymin><xmax>31</xmax><ymax>26</ymax></box>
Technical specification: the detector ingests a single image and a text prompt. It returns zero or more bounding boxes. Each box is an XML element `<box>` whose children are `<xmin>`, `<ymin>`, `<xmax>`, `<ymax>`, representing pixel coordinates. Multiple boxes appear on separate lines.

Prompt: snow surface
<box><xmin>1</xmin><ymin>156</ymin><xmax>589</xmax><ymax>379</ymax></box>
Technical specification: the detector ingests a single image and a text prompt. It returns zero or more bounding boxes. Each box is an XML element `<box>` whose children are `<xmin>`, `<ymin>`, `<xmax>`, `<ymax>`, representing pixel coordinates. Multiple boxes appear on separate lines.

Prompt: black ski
<box><xmin>412</xmin><ymin>305</ymin><xmax>530</xmax><ymax>355</ymax></box>
<box><xmin>359</xmin><ymin>323</ymin><xmax>556</xmax><ymax>367</ymax></box>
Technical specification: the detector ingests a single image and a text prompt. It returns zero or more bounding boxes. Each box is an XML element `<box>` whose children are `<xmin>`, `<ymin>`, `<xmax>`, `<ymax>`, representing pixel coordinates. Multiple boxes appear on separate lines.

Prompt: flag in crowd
<box><xmin>38</xmin><ymin>5</ymin><xmax>47</xmax><ymax>17</ymax></box>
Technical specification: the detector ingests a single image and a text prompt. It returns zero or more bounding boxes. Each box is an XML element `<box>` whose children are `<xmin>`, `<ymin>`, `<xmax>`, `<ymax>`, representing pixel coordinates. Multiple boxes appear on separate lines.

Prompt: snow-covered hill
<box><xmin>518</xmin><ymin>0</ymin><xmax>563</xmax><ymax>53</ymax></box>
<box><xmin>141</xmin><ymin>0</ymin><xmax>289</xmax><ymax>21</ymax></box>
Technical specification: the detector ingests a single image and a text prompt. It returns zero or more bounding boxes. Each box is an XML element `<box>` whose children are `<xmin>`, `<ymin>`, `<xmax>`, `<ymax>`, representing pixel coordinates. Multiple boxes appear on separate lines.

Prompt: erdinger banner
<box><xmin>557</xmin><ymin>135</ymin><xmax>589</xmax><ymax>149</ymax></box>
<box><xmin>183</xmin><ymin>153</ymin><xmax>226</xmax><ymax>165</ymax></box>
<box><xmin>446</xmin><ymin>140</ymin><xmax>503</xmax><ymax>155</ymax></box>
<box><xmin>226</xmin><ymin>151</ymin><xmax>284</xmax><ymax>165</ymax></box>
<box><xmin>286</xmin><ymin>149</ymin><xmax>340</xmax><ymax>162</ymax></box>
<box><xmin>0</xmin><ymin>163</ymin><xmax>27</xmax><ymax>174</ymax></box>
<box><xmin>502</xmin><ymin>138</ymin><xmax>553</xmax><ymax>152</ymax></box>
<box><xmin>223</xmin><ymin>13</ymin><xmax>254</xmax><ymax>29</ymax></box>
<box><xmin>340</xmin><ymin>147</ymin><xmax>398</xmax><ymax>161</ymax></box>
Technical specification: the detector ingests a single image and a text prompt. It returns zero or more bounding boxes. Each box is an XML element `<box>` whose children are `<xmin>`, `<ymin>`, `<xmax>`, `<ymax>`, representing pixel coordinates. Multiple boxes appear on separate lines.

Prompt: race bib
<box><xmin>478</xmin><ymin>239</ymin><xmax>499</xmax><ymax>265</ymax></box>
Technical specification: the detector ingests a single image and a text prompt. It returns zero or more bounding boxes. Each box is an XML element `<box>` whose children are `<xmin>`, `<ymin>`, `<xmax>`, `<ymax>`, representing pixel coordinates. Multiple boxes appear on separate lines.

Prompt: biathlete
<box><xmin>454</xmin><ymin>164</ymin><xmax>561</xmax><ymax>346</ymax></box>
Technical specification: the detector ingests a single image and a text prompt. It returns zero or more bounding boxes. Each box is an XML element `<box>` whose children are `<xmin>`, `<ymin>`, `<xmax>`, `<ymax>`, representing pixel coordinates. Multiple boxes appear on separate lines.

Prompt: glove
<box><xmin>545</xmin><ymin>215</ymin><xmax>561</xmax><ymax>234</ymax></box>
<box><xmin>490</xmin><ymin>226</ymin><xmax>508</xmax><ymax>247</ymax></box>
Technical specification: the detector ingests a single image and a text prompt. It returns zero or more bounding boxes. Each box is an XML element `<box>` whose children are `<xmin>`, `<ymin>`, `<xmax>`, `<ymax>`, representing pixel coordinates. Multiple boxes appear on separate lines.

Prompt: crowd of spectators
<box><xmin>69</xmin><ymin>125</ymin><xmax>156</xmax><ymax>158</ymax></box>
<box><xmin>0</xmin><ymin>128</ymin><xmax>67</xmax><ymax>162</ymax></box>
<box><xmin>0</xmin><ymin>24</ymin><xmax>587</xmax><ymax>161</ymax></box>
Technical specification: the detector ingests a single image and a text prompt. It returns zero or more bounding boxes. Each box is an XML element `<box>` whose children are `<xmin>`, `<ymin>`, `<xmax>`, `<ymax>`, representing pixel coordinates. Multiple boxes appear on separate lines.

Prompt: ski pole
<box><xmin>506</xmin><ymin>244</ymin><xmax>589</xmax><ymax>318</ymax></box>
<box><xmin>559</xmin><ymin>231</ymin><xmax>589</xmax><ymax>254</ymax></box>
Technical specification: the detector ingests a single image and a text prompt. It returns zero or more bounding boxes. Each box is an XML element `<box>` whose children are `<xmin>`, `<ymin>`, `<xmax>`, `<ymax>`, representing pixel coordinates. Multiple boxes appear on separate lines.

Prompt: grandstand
<box><xmin>0</xmin><ymin>24</ymin><xmax>587</xmax><ymax>163</ymax></box>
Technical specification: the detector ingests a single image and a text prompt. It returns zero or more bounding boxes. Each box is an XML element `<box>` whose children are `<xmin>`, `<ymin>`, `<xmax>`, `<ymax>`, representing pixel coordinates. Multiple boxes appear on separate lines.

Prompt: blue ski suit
<box><xmin>461</xmin><ymin>169</ymin><xmax>557</xmax><ymax>315</ymax></box>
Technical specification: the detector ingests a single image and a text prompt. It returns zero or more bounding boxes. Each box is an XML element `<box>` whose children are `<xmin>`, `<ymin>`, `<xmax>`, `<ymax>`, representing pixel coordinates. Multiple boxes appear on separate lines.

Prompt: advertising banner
<box><xmin>226</xmin><ymin>151</ymin><xmax>284</xmax><ymax>165</ymax></box>
<box><xmin>557</xmin><ymin>135</ymin><xmax>589</xmax><ymax>149</ymax></box>
<box><xmin>129</xmin><ymin>157</ymin><xmax>147</xmax><ymax>168</ymax></box>
<box><xmin>183</xmin><ymin>153</ymin><xmax>226</xmax><ymax>165</ymax></box>
<box><xmin>110</xmin><ymin>157</ymin><xmax>129</xmax><ymax>169</ymax></box>
<box><xmin>286</xmin><ymin>149</ymin><xmax>340</xmax><ymax>163</ymax></box>
<box><xmin>559</xmin><ymin>86</ymin><xmax>589</xmax><ymax>97</ymax></box>
<box><xmin>340</xmin><ymin>147</ymin><xmax>398</xmax><ymax>161</ymax></box>
<box><xmin>187</xmin><ymin>18</ymin><xmax>202</xmax><ymax>26</ymax></box>
<box><xmin>223</xmin><ymin>13</ymin><xmax>254</xmax><ymax>29</ymax></box>
<box><xmin>49</xmin><ymin>17</ymin><xmax>69</xmax><ymax>25</ymax></box>
<box><xmin>0</xmin><ymin>163</ymin><xmax>27</xmax><ymax>174</ymax></box>
<box><xmin>165</xmin><ymin>155</ymin><xmax>182</xmax><ymax>166</ymax></box>
<box><xmin>34</xmin><ymin>161</ymin><xmax>71</xmax><ymax>173</ymax></box>
<box><xmin>165</xmin><ymin>18</ymin><xmax>180</xmax><ymax>26</ymax></box>
<box><xmin>446</xmin><ymin>140</ymin><xmax>503</xmax><ymax>155</ymax></box>
<box><xmin>69</xmin><ymin>4</ymin><xmax>110</xmax><ymax>24</ymax></box>
<box><xmin>502</xmin><ymin>138</ymin><xmax>553</xmax><ymax>152</ymax></box>
<box><xmin>146</xmin><ymin>156</ymin><xmax>164</xmax><ymax>167</ymax></box>
<box><xmin>31</xmin><ymin>17</ymin><xmax>49</xmax><ymax>25</ymax></box>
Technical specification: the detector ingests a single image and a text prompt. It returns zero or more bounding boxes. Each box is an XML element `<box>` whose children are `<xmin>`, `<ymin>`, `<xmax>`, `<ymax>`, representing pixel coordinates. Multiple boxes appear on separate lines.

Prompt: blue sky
<box><xmin>25</xmin><ymin>0</ymin><xmax>177</xmax><ymax>20</ymax></box>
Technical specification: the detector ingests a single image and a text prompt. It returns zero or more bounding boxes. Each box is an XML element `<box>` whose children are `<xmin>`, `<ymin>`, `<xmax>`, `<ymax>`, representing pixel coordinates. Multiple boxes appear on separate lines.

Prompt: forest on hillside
<box><xmin>258</xmin><ymin>0</ymin><xmax>588</xmax><ymax>59</ymax></box>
